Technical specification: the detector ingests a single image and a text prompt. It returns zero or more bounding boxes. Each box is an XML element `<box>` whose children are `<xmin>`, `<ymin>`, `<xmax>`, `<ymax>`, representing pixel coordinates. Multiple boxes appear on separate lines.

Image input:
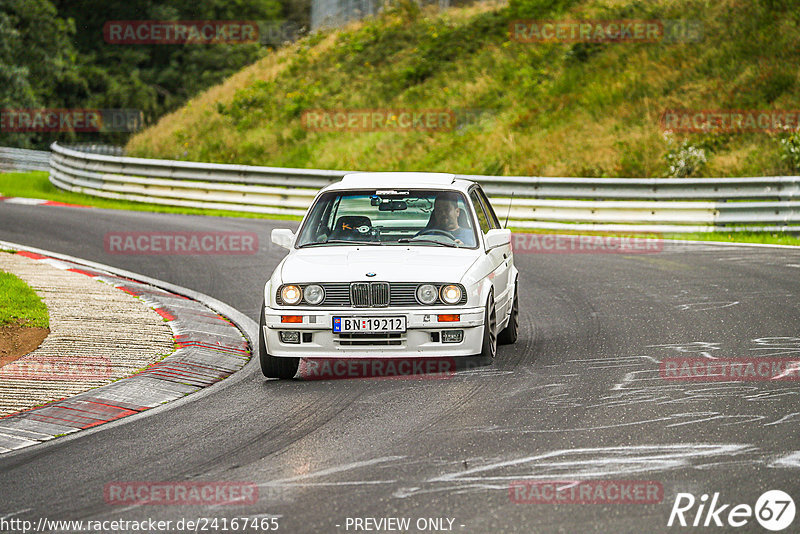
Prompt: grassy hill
<box><xmin>126</xmin><ymin>0</ymin><xmax>800</xmax><ymax>178</ymax></box>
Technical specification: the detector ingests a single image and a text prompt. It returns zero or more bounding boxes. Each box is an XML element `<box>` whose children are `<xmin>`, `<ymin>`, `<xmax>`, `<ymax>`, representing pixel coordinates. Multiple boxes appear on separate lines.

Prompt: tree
<box><xmin>0</xmin><ymin>0</ymin><xmax>83</xmax><ymax>147</ymax></box>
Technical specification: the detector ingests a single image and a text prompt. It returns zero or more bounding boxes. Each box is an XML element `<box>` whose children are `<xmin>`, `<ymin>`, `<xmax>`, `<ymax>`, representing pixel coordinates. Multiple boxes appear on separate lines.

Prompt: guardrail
<box><xmin>61</xmin><ymin>143</ymin><xmax>125</xmax><ymax>157</ymax></box>
<box><xmin>48</xmin><ymin>142</ymin><xmax>800</xmax><ymax>232</ymax></box>
<box><xmin>0</xmin><ymin>146</ymin><xmax>50</xmax><ymax>173</ymax></box>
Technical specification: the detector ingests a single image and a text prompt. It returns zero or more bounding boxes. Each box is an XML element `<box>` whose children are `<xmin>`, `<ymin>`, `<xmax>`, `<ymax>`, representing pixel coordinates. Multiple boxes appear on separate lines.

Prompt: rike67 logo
<box><xmin>668</xmin><ymin>490</ymin><xmax>795</xmax><ymax>531</ymax></box>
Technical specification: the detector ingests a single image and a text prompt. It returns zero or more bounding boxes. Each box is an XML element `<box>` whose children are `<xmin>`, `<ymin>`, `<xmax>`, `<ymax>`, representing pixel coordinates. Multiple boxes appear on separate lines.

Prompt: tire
<box><xmin>477</xmin><ymin>293</ymin><xmax>497</xmax><ymax>364</ymax></box>
<box><xmin>498</xmin><ymin>280</ymin><xmax>519</xmax><ymax>346</ymax></box>
<box><xmin>259</xmin><ymin>302</ymin><xmax>299</xmax><ymax>379</ymax></box>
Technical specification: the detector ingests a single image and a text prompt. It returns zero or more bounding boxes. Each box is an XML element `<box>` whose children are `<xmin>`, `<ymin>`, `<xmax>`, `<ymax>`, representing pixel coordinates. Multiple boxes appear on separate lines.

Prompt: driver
<box><xmin>421</xmin><ymin>192</ymin><xmax>474</xmax><ymax>245</ymax></box>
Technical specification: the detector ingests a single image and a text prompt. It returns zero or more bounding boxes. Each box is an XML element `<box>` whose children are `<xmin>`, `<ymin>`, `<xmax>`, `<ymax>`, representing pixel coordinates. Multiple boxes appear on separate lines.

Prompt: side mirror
<box><xmin>484</xmin><ymin>228</ymin><xmax>511</xmax><ymax>250</ymax></box>
<box><xmin>271</xmin><ymin>228</ymin><xmax>295</xmax><ymax>250</ymax></box>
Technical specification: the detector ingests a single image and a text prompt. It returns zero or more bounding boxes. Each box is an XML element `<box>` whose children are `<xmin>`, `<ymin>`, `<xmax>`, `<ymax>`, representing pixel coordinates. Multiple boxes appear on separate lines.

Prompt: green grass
<box><xmin>127</xmin><ymin>0</ymin><xmax>800</xmax><ymax>178</ymax></box>
<box><xmin>0</xmin><ymin>171</ymin><xmax>301</xmax><ymax>221</ymax></box>
<box><xmin>0</xmin><ymin>268</ymin><xmax>49</xmax><ymax>328</ymax></box>
<box><xmin>663</xmin><ymin>231</ymin><xmax>800</xmax><ymax>246</ymax></box>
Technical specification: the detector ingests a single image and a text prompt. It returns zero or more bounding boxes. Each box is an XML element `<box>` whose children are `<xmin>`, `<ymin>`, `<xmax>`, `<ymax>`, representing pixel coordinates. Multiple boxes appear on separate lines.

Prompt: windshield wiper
<box><xmin>298</xmin><ymin>239</ymin><xmax>382</xmax><ymax>248</ymax></box>
<box><xmin>396</xmin><ymin>238</ymin><xmax>458</xmax><ymax>248</ymax></box>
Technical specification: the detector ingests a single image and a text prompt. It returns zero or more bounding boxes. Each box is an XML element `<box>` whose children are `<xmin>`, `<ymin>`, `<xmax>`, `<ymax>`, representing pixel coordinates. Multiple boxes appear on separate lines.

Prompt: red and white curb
<box><xmin>0</xmin><ymin>246</ymin><xmax>252</xmax><ymax>454</ymax></box>
<box><xmin>0</xmin><ymin>196</ymin><xmax>90</xmax><ymax>208</ymax></box>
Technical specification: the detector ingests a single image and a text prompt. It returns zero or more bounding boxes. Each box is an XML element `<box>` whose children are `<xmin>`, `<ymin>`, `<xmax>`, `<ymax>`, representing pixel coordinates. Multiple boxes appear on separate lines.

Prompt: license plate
<box><xmin>333</xmin><ymin>316</ymin><xmax>406</xmax><ymax>333</ymax></box>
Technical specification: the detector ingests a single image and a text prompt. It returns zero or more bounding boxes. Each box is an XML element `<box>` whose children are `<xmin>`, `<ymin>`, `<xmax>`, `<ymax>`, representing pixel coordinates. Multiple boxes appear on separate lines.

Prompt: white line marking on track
<box><xmin>262</xmin><ymin>456</ymin><xmax>405</xmax><ymax>486</ymax></box>
<box><xmin>770</xmin><ymin>451</ymin><xmax>800</xmax><ymax>468</ymax></box>
<box><xmin>0</xmin><ymin>509</ymin><xmax>31</xmax><ymax>521</ymax></box>
<box><xmin>765</xmin><ymin>413</ymin><xmax>800</xmax><ymax>426</ymax></box>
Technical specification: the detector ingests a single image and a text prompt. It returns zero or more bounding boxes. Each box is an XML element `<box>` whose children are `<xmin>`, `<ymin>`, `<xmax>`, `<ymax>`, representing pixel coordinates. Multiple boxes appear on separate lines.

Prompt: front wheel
<box><xmin>259</xmin><ymin>302</ymin><xmax>299</xmax><ymax>379</ymax></box>
<box><xmin>477</xmin><ymin>293</ymin><xmax>497</xmax><ymax>364</ymax></box>
<box><xmin>498</xmin><ymin>281</ymin><xmax>519</xmax><ymax>345</ymax></box>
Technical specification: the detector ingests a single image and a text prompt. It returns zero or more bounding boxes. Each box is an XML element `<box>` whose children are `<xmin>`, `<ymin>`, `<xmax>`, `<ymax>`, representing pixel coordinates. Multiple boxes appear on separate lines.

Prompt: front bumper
<box><xmin>263</xmin><ymin>306</ymin><xmax>485</xmax><ymax>358</ymax></box>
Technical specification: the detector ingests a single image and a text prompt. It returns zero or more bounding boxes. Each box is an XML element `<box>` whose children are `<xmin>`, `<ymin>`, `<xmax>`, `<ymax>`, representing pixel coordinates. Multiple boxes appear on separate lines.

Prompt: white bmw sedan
<box><xmin>260</xmin><ymin>172</ymin><xmax>519</xmax><ymax>378</ymax></box>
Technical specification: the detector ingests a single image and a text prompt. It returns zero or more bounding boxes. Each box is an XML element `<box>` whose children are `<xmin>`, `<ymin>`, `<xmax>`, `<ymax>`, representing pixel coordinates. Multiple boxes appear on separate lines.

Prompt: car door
<box><xmin>476</xmin><ymin>186</ymin><xmax>514</xmax><ymax>318</ymax></box>
<box><xmin>469</xmin><ymin>187</ymin><xmax>510</xmax><ymax>318</ymax></box>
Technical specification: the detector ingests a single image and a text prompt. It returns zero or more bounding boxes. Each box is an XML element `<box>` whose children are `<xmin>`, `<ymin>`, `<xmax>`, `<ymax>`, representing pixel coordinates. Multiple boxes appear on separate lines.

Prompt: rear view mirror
<box><xmin>271</xmin><ymin>228</ymin><xmax>295</xmax><ymax>249</ymax></box>
<box><xmin>484</xmin><ymin>228</ymin><xmax>511</xmax><ymax>250</ymax></box>
<box><xmin>378</xmin><ymin>200</ymin><xmax>407</xmax><ymax>211</ymax></box>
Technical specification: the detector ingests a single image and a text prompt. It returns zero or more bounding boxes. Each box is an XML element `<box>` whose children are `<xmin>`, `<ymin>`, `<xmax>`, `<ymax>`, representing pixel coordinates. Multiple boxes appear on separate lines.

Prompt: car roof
<box><xmin>322</xmin><ymin>172</ymin><xmax>476</xmax><ymax>192</ymax></box>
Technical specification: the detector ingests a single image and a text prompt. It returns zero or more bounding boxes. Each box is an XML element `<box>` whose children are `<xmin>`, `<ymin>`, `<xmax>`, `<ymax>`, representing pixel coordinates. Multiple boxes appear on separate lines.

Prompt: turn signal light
<box><xmin>281</xmin><ymin>315</ymin><xmax>303</xmax><ymax>323</ymax></box>
<box><xmin>437</xmin><ymin>314</ymin><xmax>460</xmax><ymax>322</ymax></box>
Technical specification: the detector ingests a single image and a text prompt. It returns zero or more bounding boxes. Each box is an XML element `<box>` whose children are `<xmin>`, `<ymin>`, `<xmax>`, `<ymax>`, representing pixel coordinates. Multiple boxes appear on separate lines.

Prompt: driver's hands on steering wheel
<box><xmin>415</xmin><ymin>228</ymin><xmax>464</xmax><ymax>245</ymax></box>
<box><xmin>418</xmin><ymin>228</ymin><xmax>457</xmax><ymax>239</ymax></box>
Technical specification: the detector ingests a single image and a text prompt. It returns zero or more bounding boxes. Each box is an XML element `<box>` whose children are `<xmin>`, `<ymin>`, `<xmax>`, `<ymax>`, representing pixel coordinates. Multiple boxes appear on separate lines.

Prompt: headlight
<box><xmin>280</xmin><ymin>284</ymin><xmax>302</xmax><ymax>305</ymax></box>
<box><xmin>440</xmin><ymin>284</ymin><xmax>462</xmax><ymax>304</ymax></box>
<box><xmin>304</xmin><ymin>284</ymin><xmax>325</xmax><ymax>305</ymax></box>
<box><xmin>416</xmin><ymin>284</ymin><xmax>438</xmax><ymax>305</ymax></box>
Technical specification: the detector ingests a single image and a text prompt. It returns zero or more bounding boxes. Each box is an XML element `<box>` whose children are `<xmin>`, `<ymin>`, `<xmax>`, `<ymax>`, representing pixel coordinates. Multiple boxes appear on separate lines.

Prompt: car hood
<box><xmin>279</xmin><ymin>246</ymin><xmax>481</xmax><ymax>283</ymax></box>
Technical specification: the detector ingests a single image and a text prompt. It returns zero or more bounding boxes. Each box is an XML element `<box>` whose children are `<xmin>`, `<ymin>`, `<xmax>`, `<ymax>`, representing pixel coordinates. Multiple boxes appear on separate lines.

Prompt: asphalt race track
<box><xmin>1</xmin><ymin>203</ymin><xmax>800</xmax><ymax>533</ymax></box>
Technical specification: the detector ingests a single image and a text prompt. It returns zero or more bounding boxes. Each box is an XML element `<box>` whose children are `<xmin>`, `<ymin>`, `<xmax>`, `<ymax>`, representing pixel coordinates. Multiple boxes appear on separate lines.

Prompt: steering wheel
<box><xmin>417</xmin><ymin>229</ymin><xmax>458</xmax><ymax>240</ymax></box>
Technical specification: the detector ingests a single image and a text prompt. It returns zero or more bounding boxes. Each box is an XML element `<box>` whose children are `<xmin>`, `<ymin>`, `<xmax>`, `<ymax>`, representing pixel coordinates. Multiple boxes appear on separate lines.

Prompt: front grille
<box><xmin>370</xmin><ymin>282</ymin><xmax>389</xmax><ymax>307</ymax></box>
<box><xmin>335</xmin><ymin>332</ymin><xmax>404</xmax><ymax>346</ymax></box>
<box><xmin>318</xmin><ymin>283</ymin><xmax>350</xmax><ymax>306</ymax></box>
<box><xmin>390</xmin><ymin>283</ymin><xmax>423</xmax><ymax>307</ymax></box>
<box><xmin>350</xmin><ymin>282</ymin><xmax>371</xmax><ymax>307</ymax></box>
<box><xmin>277</xmin><ymin>282</ymin><xmax>466</xmax><ymax>307</ymax></box>
<box><xmin>349</xmin><ymin>282</ymin><xmax>389</xmax><ymax>307</ymax></box>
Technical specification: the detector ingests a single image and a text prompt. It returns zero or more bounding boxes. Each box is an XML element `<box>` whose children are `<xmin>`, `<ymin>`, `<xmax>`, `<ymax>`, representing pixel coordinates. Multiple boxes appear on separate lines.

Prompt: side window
<box><xmin>477</xmin><ymin>187</ymin><xmax>501</xmax><ymax>229</ymax></box>
<box><xmin>469</xmin><ymin>190</ymin><xmax>491</xmax><ymax>233</ymax></box>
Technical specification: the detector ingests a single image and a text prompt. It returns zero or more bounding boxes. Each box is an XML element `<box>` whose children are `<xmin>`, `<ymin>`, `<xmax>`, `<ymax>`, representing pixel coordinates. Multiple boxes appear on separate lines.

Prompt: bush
<box><xmin>508</xmin><ymin>0</ymin><xmax>578</xmax><ymax>19</ymax></box>
<box><xmin>663</xmin><ymin>132</ymin><xmax>707</xmax><ymax>178</ymax></box>
<box><xmin>778</xmin><ymin>127</ymin><xmax>800</xmax><ymax>173</ymax></box>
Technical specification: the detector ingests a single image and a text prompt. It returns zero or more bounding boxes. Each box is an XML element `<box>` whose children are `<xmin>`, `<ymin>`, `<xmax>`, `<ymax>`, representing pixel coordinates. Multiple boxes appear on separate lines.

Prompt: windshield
<box><xmin>296</xmin><ymin>189</ymin><xmax>478</xmax><ymax>248</ymax></box>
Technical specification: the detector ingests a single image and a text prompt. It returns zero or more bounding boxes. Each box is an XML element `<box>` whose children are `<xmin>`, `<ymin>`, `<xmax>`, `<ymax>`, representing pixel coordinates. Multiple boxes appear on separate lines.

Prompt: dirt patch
<box><xmin>0</xmin><ymin>323</ymin><xmax>50</xmax><ymax>367</ymax></box>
